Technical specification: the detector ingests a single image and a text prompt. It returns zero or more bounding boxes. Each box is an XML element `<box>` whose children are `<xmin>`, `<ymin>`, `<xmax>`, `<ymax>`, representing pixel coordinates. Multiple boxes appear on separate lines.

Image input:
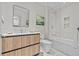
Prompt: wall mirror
<box><xmin>13</xmin><ymin>5</ymin><xmax>29</xmax><ymax>27</ymax></box>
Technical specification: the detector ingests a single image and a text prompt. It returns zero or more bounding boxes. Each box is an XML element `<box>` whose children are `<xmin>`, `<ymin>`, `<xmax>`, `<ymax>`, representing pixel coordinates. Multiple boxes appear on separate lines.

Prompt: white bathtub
<box><xmin>49</xmin><ymin>37</ymin><xmax>79</xmax><ymax>56</ymax></box>
<box><xmin>40</xmin><ymin>39</ymin><xmax>66</xmax><ymax>56</ymax></box>
<box><xmin>51</xmin><ymin>37</ymin><xmax>74</xmax><ymax>47</ymax></box>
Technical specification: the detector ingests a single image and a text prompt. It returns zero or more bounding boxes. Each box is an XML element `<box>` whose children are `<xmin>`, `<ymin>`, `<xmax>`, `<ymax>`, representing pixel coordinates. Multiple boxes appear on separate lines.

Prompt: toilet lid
<box><xmin>41</xmin><ymin>40</ymin><xmax>52</xmax><ymax>44</ymax></box>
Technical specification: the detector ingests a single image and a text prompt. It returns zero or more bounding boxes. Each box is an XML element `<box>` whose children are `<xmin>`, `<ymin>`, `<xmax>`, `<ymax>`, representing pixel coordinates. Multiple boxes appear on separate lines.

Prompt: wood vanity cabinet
<box><xmin>2</xmin><ymin>33</ymin><xmax>40</xmax><ymax>56</ymax></box>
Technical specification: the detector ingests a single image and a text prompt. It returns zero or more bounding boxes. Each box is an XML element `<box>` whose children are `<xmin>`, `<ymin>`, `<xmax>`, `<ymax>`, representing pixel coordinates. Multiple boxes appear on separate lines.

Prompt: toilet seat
<box><xmin>40</xmin><ymin>40</ymin><xmax>52</xmax><ymax>44</ymax></box>
<box><xmin>40</xmin><ymin>39</ymin><xmax>52</xmax><ymax>53</ymax></box>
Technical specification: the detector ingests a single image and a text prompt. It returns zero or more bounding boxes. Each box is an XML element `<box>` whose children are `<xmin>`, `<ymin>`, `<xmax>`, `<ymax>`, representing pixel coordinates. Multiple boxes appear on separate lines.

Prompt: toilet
<box><xmin>40</xmin><ymin>39</ymin><xmax>52</xmax><ymax>53</ymax></box>
<box><xmin>40</xmin><ymin>33</ymin><xmax>52</xmax><ymax>53</ymax></box>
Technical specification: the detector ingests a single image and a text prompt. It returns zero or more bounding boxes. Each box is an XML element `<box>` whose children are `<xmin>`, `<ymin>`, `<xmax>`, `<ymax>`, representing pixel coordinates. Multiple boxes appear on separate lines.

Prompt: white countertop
<box><xmin>1</xmin><ymin>32</ymin><xmax>40</xmax><ymax>37</ymax></box>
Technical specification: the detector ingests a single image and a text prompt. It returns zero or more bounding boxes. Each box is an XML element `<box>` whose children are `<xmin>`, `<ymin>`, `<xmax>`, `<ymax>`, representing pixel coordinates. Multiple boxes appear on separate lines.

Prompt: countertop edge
<box><xmin>1</xmin><ymin>33</ymin><xmax>40</xmax><ymax>38</ymax></box>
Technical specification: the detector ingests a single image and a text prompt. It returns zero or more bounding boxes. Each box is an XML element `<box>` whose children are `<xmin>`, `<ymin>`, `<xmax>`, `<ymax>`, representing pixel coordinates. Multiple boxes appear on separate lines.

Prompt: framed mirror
<box><xmin>13</xmin><ymin>5</ymin><xmax>29</xmax><ymax>27</ymax></box>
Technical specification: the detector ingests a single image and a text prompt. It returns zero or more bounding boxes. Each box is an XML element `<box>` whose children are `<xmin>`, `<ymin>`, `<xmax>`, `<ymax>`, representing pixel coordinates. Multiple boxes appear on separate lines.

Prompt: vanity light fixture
<box><xmin>1</xmin><ymin>16</ymin><xmax>5</xmax><ymax>24</ymax></box>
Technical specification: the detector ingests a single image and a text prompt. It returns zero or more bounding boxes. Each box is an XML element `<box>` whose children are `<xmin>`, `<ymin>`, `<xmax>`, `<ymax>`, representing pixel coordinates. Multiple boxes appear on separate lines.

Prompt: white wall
<box><xmin>0</xmin><ymin>3</ymin><xmax>2</xmax><ymax>55</ymax></box>
<box><xmin>0</xmin><ymin>3</ymin><xmax>1</xmax><ymax>33</ymax></box>
<box><xmin>1</xmin><ymin>2</ymin><xmax>48</xmax><ymax>36</ymax></box>
<box><xmin>52</xmin><ymin>3</ymin><xmax>79</xmax><ymax>55</ymax></box>
<box><xmin>48</xmin><ymin>8</ymin><xmax>57</xmax><ymax>39</ymax></box>
<box><xmin>55</xmin><ymin>3</ymin><xmax>79</xmax><ymax>47</ymax></box>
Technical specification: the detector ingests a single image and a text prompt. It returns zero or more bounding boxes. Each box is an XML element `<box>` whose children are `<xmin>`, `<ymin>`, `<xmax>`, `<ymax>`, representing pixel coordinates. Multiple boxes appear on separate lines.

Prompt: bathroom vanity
<box><xmin>1</xmin><ymin>32</ymin><xmax>40</xmax><ymax>56</ymax></box>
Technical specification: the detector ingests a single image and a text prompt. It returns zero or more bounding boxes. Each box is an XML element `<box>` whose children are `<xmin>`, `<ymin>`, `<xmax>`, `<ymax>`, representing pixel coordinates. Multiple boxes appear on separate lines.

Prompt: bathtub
<box><xmin>40</xmin><ymin>39</ymin><xmax>66</xmax><ymax>56</ymax></box>
<box><xmin>51</xmin><ymin>37</ymin><xmax>74</xmax><ymax>47</ymax></box>
<box><xmin>49</xmin><ymin>37</ymin><xmax>79</xmax><ymax>56</ymax></box>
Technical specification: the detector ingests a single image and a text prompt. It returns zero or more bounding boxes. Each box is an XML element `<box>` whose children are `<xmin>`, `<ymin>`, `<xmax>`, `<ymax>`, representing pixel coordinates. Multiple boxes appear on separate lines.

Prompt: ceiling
<box><xmin>36</xmin><ymin>2</ymin><xmax>71</xmax><ymax>10</ymax></box>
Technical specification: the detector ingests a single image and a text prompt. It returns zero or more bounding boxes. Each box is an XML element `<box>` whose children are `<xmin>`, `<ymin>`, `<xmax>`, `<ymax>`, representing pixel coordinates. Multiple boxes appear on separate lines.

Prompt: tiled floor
<box><xmin>39</xmin><ymin>48</ymin><xmax>66</xmax><ymax>56</ymax></box>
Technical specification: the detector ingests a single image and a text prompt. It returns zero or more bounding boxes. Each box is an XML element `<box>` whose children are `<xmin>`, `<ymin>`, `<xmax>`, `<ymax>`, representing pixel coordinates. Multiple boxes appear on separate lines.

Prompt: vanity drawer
<box><xmin>34</xmin><ymin>35</ymin><xmax>40</xmax><ymax>43</ymax></box>
<box><xmin>30</xmin><ymin>44</ymin><xmax>40</xmax><ymax>55</ymax></box>
<box><xmin>21</xmin><ymin>47</ymin><xmax>31</xmax><ymax>56</ymax></box>
<box><xmin>2</xmin><ymin>51</ymin><xmax>15</xmax><ymax>56</ymax></box>
<box><xmin>30</xmin><ymin>35</ymin><xmax>40</xmax><ymax>44</ymax></box>
<box><xmin>21</xmin><ymin>36</ymin><xmax>30</xmax><ymax>47</ymax></box>
<box><xmin>2</xmin><ymin>37</ymin><xmax>13</xmax><ymax>52</ymax></box>
<box><xmin>13</xmin><ymin>36</ymin><xmax>21</xmax><ymax>49</ymax></box>
<box><xmin>15</xmin><ymin>49</ymin><xmax>22</xmax><ymax>56</ymax></box>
